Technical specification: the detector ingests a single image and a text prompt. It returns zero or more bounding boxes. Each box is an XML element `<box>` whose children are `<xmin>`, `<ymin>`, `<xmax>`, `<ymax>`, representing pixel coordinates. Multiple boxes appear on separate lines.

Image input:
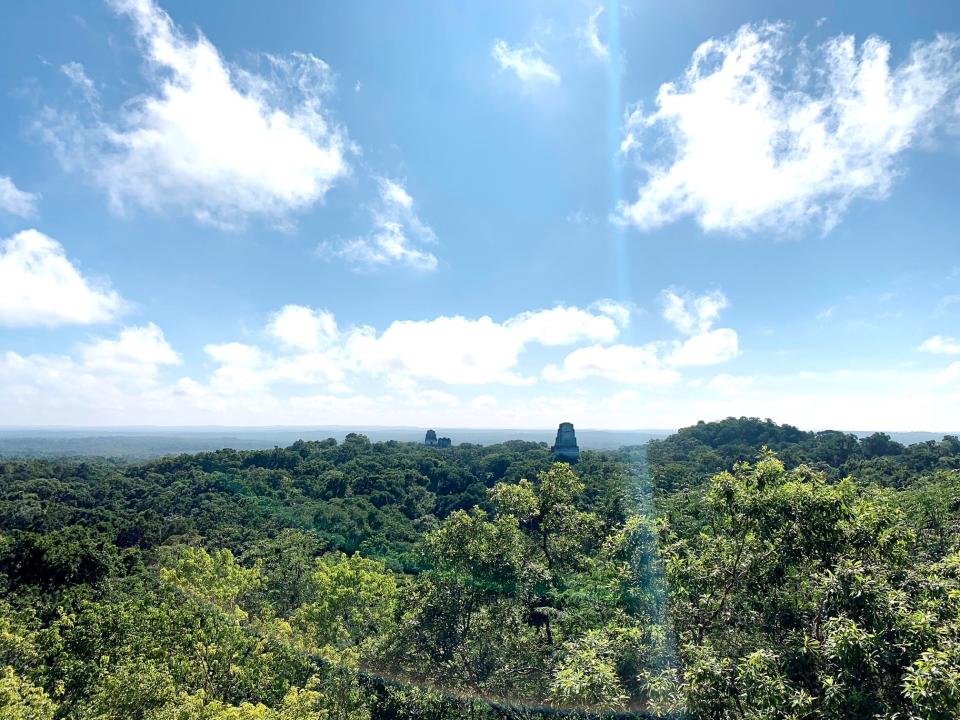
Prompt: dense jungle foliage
<box><xmin>1</xmin><ymin>419</ymin><xmax>960</xmax><ymax>719</ymax></box>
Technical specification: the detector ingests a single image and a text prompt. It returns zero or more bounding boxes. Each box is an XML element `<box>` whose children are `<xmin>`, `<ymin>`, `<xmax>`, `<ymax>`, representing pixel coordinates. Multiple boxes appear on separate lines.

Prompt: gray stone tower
<box><xmin>552</xmin><ymin>422</ymin><xmax>580</xmax><ymax>462</ymax></box>
<box><xmin>424</xmin><ymin>429</ymin><xmax>438</xmax><ymax>446</ymax></box>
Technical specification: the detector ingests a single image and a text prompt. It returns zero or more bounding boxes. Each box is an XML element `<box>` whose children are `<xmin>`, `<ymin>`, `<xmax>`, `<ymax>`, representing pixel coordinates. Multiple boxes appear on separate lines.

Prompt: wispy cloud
<box><xmin>618</xmin><ymin>24</ymin><xmax>960</xmax><ymax>234</ymax></box>
<box><xmin>583</xmin><ymin>6</ymin><xmax>609</xmax><ymax>60</ymax></box>
<box><xmin>0</xmin><ymin>176</ymin><xmax>39</xmax><ymax>217</ymax></box>
<box><xmin>491</xmin><ymin>39</ymin><xmax>560</xmax><ymax>87</ymax></box>
<box><xmin>60</xmin><ymin>61</ymin><xmax>99</xmax><ymax>105</ymax></box>
<box><xmin>938</xmin><ymin>294</ymin><xmax>960</xmax><ymax>311</ymax></box>
<box><xmin>321</xmin><ymin>178</ymin><xmax>438</xmax><ymax>272</ymax></box>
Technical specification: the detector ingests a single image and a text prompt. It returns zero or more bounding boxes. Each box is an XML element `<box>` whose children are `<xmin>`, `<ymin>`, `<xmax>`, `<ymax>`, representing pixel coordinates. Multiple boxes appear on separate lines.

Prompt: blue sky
<box><xmin>0</xmin><ymin>0</ymin><xmax>958</xmax><ymax>430</ymax></box>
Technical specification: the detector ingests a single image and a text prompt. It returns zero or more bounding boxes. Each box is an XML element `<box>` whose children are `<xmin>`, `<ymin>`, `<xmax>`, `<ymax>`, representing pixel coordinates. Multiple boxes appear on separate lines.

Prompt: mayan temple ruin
<box><xmin>551</xmin><ymin>422</ymin><xmax>580</xmax><ymax>462</ymax></box>
<box><xmin>424</xmin><ymin>430</ymin><xmax>451</xmax><ymax>448</ymax></box>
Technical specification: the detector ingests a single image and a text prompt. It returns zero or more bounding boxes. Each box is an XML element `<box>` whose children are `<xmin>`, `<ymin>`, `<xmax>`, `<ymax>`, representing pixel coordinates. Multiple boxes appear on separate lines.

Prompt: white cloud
<box><xmin>708</xmin><ymin>373</ymin><xmax>753</xmax><ymax>395</ymax></box>
<box><xmin>5</xmin><ymin>302</ymin><xmax>959</xmax><ymax>431</ymax></box>
<box><xmin>354</xmin><ymin>304</ymin><xmax>630</xmax><ymax>385</ymax></box>
<box><xmin>668</xmin><ymin>328</ymin><xmax>740</xmax><ymax>366</ymax></box>
<box><xmin>940</xmin><ymin>362</ymin><xmax>960</xmax><ymax>383</ymax></box>
<box><xmin>203</xmin><ymin>302</ymin><xmax>631</xmax><ymax>394</ymax></box>
<box><xmin>583</xmin><ymin>6</ymin><xmax>609</xmax><ymax>60</ymax></box>
<box><xmin>919</xmin><ymin>335</ymin><xmax>960</xmax><ymax>355</ymax></box>
<box><xmin>543</xmin><ymin>343</ymin><xmax>680</xmax><ymax>385</ymax></box>
<box><xmin>492</xmin><ymin>40</ymin><xmax>560</xmax><ymax>86</ymax></box>
<box><xmin>0</xmin><ymin>323</ymin><xmax>180</xmax><ymax>418</ymax></box>
<box><xmin>660</xmin><ymin>290</ymin><xmax>739</xmax><ymax>366</ymax></box>
<box><xmin>201</xmin><ymin>338</ymin><xmax>345</xmax><ymax>396</ymax></box>
<box><xmin>60</xmin><ymin>61</ymin><xmax>99</xmax><ymax>105</ymax></box>
<box><xmin>349</xmin><ymin>316</ymin><xmax>534</xmax><ymax>385</ymax></box>
<box><xmin>286</xmin><ymin>392</ymin><xmax>378</xmax><ymax>415</ymax></box>
<box><xmin>271</xmin><ymin>352</ymin><xmax>345</xmax><ymax>386</ymax></box>
<box><xmin>46</xmin><ymin>0</ymin><xmax>349</xmax><ymax>228</ymax></box>
<box><xmin>618</xmin><ymin>24</ymin><xmax>960</xmax><ymax>233</ymax></box>
<box><xmin>267</xmin><ymin>304</ymin><xmax>338</xmax><ymax>351</ymax></box>
<box><xmin>324</xmin><ymin>177</ymin><xmax>438</xmax><ymax>272</ymax></box>
<box><xmin>590</xmin><ymin>299</ymin><xmax>632</xmax><ymax>327</ymax></box>
<box><xmin>203</xmin><ymin>342</ymin><xmax>273</xmax><ymax>395</ymax></box>
<box><xmin>662</xmin><ymin>289</ymin><xmax>727</xmax><ymax>334</ymax></box>
<box><xmin>333</xmin><ymin>224</ymin><xmax>438</xmax><ymax>272</ymax></box>
<box><xmin>472</xmin><ymin>394</ymin><xmax>498</xmax><ymax>409</ymax></box>
<box><xmin>410</xmin><ymin>389</ymin><xmax>461</xmax><ymax>407</ymax></box>
<box><xmin>205</xmin><ymin>341</ymin><xmax>263</xmax><ymax>368</ymax></box>
<box><xmin>0</xmin><ymin>177</ymin><xmax>39</xmax><ymax>217</ymax></box>
<box><xmin>380</xmin><ymin>178</ymin><xmax>413</xmax><ymax>209</ymax></box>
<box><xmin>81</xmin><ymin>323</ymin><xmax>180</xmax><ymax>376</ymax></box>
<box><xmin>0</xmin><ymin>229</ymin><xmax>126</xmax><ymax>327</ymax></box>
<box><xmin>506</xmin><ymin>304</ymin><xmax>625</xmax><ymax>345</ymax></box>
<box><xmin>539</xmin><ymin>290</ymin><xmax>738</xmax><ymax>384</ymax></box>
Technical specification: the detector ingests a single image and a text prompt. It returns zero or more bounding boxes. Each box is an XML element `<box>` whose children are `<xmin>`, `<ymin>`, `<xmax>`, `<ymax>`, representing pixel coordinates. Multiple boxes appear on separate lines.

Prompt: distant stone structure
<box><xmin>425</xmin><ymin>430</ymin><xmax>451</xmax><ymax>448</ymax></box>
<box><xmin>552</xmin><ymin>422</ymin><xmax>580</xmax><ymax>462</ymax></box>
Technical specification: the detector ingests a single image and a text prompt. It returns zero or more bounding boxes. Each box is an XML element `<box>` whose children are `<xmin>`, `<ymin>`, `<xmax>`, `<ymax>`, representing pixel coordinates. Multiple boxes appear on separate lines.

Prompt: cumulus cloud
<box><xmin>324</xmin><ymin>178</ymin><xmax>438</xmax><ymax>272</ymax></box>
<box><xmin>507</xmin><ymin>305</ymin><xmax>624</xmax><ymax>345</ymax></box>
<box><xmin>267</xmin><ymin>304</ymin><xmax>338</xmax><ymax>351</ymax></box>
<box><xmin>708</xmin><ymin>373</ymin><xmax>754</xmax><ymax>395</ymax></box>
<box><xmin>668</xmin><ymin>328</ymin><xmax>740</xmax><ymax>366</ymax></box>
<box><xmin>203</xmin><ymin>342</ymin><xmax>274</xmax><ymax>395</ymax></box>
<box><xmin>93</xmin><ymin>299</ymin><xmax>628</xmax><ymax>422</ymax></box>
<box><xmin>0</xmin><ymin>323</ymin><xmax>180</xmax><ymax>418</ymax></box>
<box><xmin>618</xmin><ymin>24</ymin><xmax>960</xmax><ymax>233</ymax></box>
<box><xmin>0</xmin><ymin>296</ymin><xmax>742</xmax><ymax>425</ymax></box>
<box><xmin>81</xmin><ymin>323</ymin><xmax>180</xmax><ymax>376</ymax></box>
<box><xmin>349</xmin><ymin>316</ymin><xmax>531</xmax><ymax>385</ymax></box>
<box><xmin>919</xmin><ymin>335</ymin><xmax>960</xmax><ymax>355</ymax></box>
<box><xmin>543</xmin><ymin>343</ymin><xmax>680</xmax><ymax>385</ymax></box>
<box><xmin>44</xmin><ymin>0</ymin><xmax>349</xmax><ymax>228</ymax></box>
<box><xmin>0</xmin><ymin>177</ymin><xmax>39</xmax><ymax>217</ymax></box>
<box><xmin>662</xmin><ymin>289</ymin><xmax>727</xmax><ymax>334</ymax></box>
<box><xmin>583</xmin><ymin>6</ymin><xmax>609</xmax><ymax>60</ymax></box>
<box><xmin>542</xmin><ymin>290</ymin><xmax>738</xmax><ymax>385</ymax></box>
<box><xmin>662</xmin><ymin>290</ymin><xmax>740</xmax><ymax>365</ymax></box>
<box><xmin>200</xmin><ymin>301</ymin><xmax>633</xmax><ymax>394</ymax></box>
<box><xmin>351</xmin><ymin>303</ymin><xmax>627</xmax><ymax>385</ymax></box>
<box><xmin>472</xmin><ymin>394</ymin><xmax>498</xmax><ymax>409</ymax></box>
<box><xmin>492</xmin><ymin>40</ymin><xmax>560</xmax><ymax>86</ymax></box>
<box><xmin>0</xmin><ymin>230</ymin><xmax>127</xmax><ymax>327</ymax></box>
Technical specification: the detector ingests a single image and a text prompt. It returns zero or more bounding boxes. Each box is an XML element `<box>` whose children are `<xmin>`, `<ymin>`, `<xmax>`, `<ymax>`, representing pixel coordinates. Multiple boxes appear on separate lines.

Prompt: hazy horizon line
<box><xmin>1</xmin><ymin>424</ymin><xmax>957</xmax><ymax>435</ymax></box>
